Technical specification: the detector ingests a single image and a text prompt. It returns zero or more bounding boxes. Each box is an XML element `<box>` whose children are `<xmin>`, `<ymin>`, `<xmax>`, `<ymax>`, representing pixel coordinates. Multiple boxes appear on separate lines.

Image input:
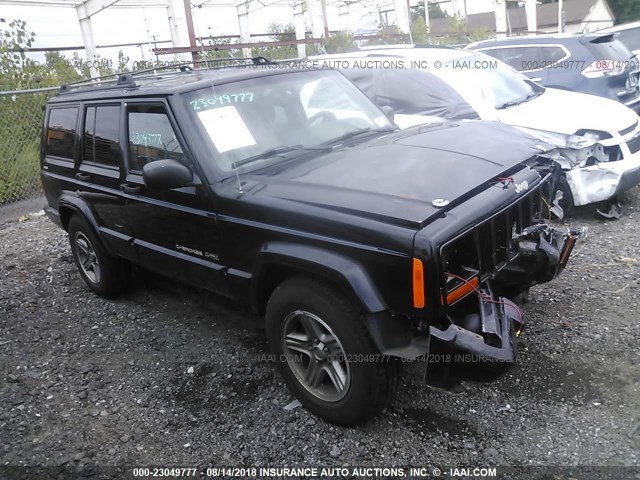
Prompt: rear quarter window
<box><xmin>46</xmin><ymin>107</ymin><xmax>78</xmax><ymax>160</ymax></box>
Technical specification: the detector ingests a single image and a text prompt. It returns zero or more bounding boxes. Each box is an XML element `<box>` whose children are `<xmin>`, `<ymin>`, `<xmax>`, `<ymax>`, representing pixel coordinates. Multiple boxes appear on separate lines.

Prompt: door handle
<box><xmin>76</xmin><ymin>172</ymin><xmax>91</xmax><ymax>181</ymax></box>
<box><xmin>120</xmin><ymin>184</ymin><xmax>141</xmax><ymax>194</ymax></box>
<box><xmin>530</xmin><ymin>77</ymin><xmax>542</xmax><ymax>82</ymax></box>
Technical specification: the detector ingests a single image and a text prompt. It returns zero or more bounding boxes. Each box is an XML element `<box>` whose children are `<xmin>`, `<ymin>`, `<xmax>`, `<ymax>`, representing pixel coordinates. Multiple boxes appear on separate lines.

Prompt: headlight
<box><xmin>515</xmin><ymin>127</ymin><xmax>610</xmax><ymax>168</ymax></box>
<box><xmin>566</xmin><ymin>134</ymin><xmax>594</xmax><ymax>149</ymax></box>
<box><xmin>573</xmin><ymin>129</ymin><xmax>612</xmax><ymax>141</ymax></box>
<box><xmin>515</xmin><ymin>127</ymin><xmax>612</xmax><ymax>150</ymax></box>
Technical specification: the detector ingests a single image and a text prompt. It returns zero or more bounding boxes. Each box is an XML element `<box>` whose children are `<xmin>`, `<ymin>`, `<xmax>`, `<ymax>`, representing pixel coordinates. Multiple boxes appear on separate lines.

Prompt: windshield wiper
<box><xmin>497</xmin><ymin>90</ymin><xmax>542</xmax><ymax>110</ymax></box>
<box><xmin>322</xmin><ymin>126</ymin><xmax>397</xmax><ymax>146</ymax></box>
<box><xmin>232</xmin><ymin>144</ymin><xmax>331</xmax><ymax>169</ymax></box>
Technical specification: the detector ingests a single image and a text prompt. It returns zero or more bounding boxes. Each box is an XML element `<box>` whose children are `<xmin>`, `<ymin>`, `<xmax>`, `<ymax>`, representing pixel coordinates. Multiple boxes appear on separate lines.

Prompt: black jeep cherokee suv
<box><xmin>40</xmin><ymin>63</ymin><xmax>579</xmax><ymax>425</ymax></box>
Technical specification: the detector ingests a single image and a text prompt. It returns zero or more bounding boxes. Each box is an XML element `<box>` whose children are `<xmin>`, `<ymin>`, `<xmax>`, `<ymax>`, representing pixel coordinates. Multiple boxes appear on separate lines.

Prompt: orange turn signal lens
<box><xmin>412</xmin><ymin>258</ymin><xmax>425</xmax><ymax>308</ymax></box>
<box><xmin>445</xmin><ymin>276</ymin><xmax>479</xmax><ymax>305</ymax></box>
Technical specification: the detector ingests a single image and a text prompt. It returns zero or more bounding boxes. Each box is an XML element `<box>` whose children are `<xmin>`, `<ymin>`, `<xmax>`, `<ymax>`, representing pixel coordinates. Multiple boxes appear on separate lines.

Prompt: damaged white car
<box><xmin>315</xmin><ymin>48</ymin><xmax>640</xmax><ymax>217</ymax></box>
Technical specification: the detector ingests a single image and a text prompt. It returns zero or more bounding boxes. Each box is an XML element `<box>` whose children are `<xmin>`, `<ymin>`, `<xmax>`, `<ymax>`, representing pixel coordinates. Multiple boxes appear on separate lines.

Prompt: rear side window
<box><xmin>127</xmin><ymin>105</ymin><xmax>185</xmax><ymax>172</ymax></box>
<box><xmin>484</xmin><ymin>46</ymin><xmax>540</xmax><ymax>71</ymax></box>
<box><xmin>83</xmin><ymin>105</ymin><xmax>121</xmax><ymax>167</ymax></box>
<box><xmin>540</xmin><ymin>46</ymin><xmax>568</xmax><ymax>63</ymax></box>
<box><xmin>46</xmin><ymin>107</ymin><xmax>78</xmax><ymax>159</ymax></box>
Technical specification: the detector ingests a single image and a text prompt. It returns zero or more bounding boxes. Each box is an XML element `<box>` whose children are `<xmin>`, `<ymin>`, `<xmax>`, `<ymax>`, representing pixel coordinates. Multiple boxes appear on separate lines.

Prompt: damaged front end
<box><xmin>365</xmin><ymin>157</ymin><xmax>583</xmax><ymax>389</ymax></box>
<box><xmin>429</xmin><ymin>172</ymin><xmax>582</xmax><ymax>380</ymax></box>
<box><xmin>517</xmin><ymin>126</ymin><xmax>640</xmax><ymax>216</ymax></box>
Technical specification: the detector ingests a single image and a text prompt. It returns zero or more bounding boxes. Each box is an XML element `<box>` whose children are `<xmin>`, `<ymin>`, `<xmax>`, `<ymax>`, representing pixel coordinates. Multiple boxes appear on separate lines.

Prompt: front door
<box><xmin>120</xmin><ymin>101</ymin><xmax>227</xmax><ymax>294</ymax></box>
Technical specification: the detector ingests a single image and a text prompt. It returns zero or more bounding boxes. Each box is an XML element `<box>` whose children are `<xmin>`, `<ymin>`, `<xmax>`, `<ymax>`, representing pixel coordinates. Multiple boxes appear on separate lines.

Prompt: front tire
<box><xmin>265</xmin><ymin>276</ymin><xmax>398</xmax><ymax>426</ymax></box>
<box><xmin>68</xmin><ymin>215</ymin><xmax>130</xmax><ymax>298</ymax></box>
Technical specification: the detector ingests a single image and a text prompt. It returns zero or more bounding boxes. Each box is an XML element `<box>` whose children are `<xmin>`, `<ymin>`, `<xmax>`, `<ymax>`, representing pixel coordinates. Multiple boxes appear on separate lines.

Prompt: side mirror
<box><xmin>142</xmin><ymin>159</ymin><xmax>193</xmax><ymax>190</ymax></box>
<box><xmin>381</xmin><ymin>105</ymin><xmax>395</xmax><ymax>123</ymax></box>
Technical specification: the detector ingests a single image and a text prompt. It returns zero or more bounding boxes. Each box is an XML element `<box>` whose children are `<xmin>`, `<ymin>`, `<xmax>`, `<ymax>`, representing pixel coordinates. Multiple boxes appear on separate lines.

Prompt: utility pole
<box><xmin>393</xmin><ymin>0</ymin><xmax>410</xmax><ymax>34</ymax></box>
<box><xmin>183</xmin><ymin>0</ymin><xmax>200</xmax><ymax>63</ymax></box>
<box><xmin>494</xmin><ymin>0</ymin><xmax>507</xmax><ymax>38</ymax></box>
<box><xmin>167</xmin><ymin>0</ymin><xmax>191</xmax><ymax>62</ymax></box>
<box><xmin>306</xmin><ymin>0</ymin><xmax>325</xmax><ymax>39</ymax></box>
<box><xmin>294</xmin><ymin>2</ymin><xmax>306</xmax><ymax>57</ymax></box>
<box><xmin>525</xmin><ymin>0</ymin><xmax>537</xmax><ymax>33</ymax></box>
<box><xmin>558</xmin><ymin>0</ymin><xmax>564</xmax><ymax>33</ymax></box>
<box><xmin>237</xmin><ymin>1</ymin><xmax>251</xmax><ymax>58</ymax></box>
<box><xmin>424</xmin><ymin>0</ymin><xmax>430</xmax><ymax>31</ymax></box>
<box><xmin>321</xmin><ymin>0</ymin><xmax>330</xmax><ymax>38</ymax></box>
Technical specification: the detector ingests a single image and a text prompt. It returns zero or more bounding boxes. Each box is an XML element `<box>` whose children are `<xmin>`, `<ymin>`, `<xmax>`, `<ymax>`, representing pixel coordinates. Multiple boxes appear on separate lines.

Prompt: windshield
<box><xmin>437</xmin><ymin>53</ymin><xmax>543</xmax><ymax>110</ymax></box>
<box><xmin>184</xmin><ymin>69</ymin><xmax>393</xmax><ymax>172</ymax></box>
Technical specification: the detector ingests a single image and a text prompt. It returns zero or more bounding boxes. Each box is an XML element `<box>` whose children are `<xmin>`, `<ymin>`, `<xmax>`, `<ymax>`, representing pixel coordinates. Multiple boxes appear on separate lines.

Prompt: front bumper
<box><xmin>429</xmin><ymin>290</ymin><xmax>522</xmax><ymax>366</ymax></box>
<box><xmin>364</xmin><ymin>223</ymin><xmax>580</xmax><ymax>371</ymax></box>
<box><xmin>566</xmin><ymin>151</ymin><xmax>640</xmax><ymax>206</ymax></box>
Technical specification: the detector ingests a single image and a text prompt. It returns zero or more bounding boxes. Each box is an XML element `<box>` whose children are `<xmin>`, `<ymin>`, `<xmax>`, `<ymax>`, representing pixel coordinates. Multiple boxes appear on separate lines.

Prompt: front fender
<box><xmin>252</xmin><ymin>242</ymin><xmax>387</xmax><ymax>314</ymax></box>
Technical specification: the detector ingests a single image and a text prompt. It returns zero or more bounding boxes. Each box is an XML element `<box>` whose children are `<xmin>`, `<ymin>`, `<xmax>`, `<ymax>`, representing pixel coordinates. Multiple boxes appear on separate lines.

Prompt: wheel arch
<box><xmin>58</xmin><ymin>194</ymin><xmax>100</xmax><ymax>233</ymax></box>
<box><xmin>57</xmin><ymin>194</ymin><xmax>116</xmax><ymax>257</ymax></box>
<box><xmin>251</xmin><ymin>242</ymin><xmax>387</xmax><ymax>315</ymax></box>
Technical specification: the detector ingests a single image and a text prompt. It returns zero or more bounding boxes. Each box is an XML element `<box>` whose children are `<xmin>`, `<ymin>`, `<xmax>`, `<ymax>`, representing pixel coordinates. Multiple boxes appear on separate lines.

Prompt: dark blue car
<box><xmin>467</xmin><ymin>32</ymin><xmax>640</xmax><ymax>113</ymax></box>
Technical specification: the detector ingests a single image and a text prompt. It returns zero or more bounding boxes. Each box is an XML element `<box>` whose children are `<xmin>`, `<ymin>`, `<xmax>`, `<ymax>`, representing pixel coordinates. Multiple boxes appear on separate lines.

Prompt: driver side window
<box><xmin>127</xmin><ymin>105</ymin><xmax>185</xmax><ymax>172</ymax></box>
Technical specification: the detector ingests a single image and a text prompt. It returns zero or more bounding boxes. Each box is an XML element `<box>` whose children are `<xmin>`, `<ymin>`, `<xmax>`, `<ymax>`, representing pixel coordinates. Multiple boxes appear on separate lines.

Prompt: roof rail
<box><xmin>58</xmin><ymin>56</ymin><xmax>273</xmax><ymax>95</ymax></box>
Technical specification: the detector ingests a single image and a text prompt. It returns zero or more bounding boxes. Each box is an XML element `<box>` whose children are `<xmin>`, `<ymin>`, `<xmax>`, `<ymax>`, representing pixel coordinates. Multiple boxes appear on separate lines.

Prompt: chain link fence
<box><xmin>0</xmin><ymin>86</ymin><xmax>57</xmax><ymax>222</ymax></box>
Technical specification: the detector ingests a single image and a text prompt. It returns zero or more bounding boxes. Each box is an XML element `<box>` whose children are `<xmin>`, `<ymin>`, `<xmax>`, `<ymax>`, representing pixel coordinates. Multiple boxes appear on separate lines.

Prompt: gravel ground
<box><xmin>1</xmin><ymin>191</ymin><xmax>639</xmax><ymax>480</ymax></box>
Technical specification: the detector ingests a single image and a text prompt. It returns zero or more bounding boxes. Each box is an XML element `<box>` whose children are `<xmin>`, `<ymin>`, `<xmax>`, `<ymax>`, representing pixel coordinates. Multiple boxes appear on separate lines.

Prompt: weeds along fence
<box><xmin>0</xmin><ymin>86</ymin><xmax>57</xmax><ymax>216</ymax></box>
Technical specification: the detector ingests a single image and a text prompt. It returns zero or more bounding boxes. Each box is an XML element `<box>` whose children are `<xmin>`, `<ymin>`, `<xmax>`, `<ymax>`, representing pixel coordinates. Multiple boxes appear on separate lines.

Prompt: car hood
<box><xmin>497</xmin><ymin>87</ymin><xmax>638</xmax><ymax>134</ymax></box>
<box><xmin>236</xmin><ymin>121</ymin><xmax>547</xmax><ymax>228</ymax></box>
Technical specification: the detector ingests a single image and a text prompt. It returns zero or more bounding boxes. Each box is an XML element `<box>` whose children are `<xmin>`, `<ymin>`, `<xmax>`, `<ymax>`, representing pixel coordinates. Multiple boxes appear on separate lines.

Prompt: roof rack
<box><xmin>58</xmin><ymin>56</ymin><xmax>273</xmax><ymax>95</ymax></box>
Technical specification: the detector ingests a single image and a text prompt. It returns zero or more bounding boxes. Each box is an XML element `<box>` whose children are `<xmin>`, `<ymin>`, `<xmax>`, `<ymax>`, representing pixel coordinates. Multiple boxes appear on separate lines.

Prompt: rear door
<box><xmin>537</xmin><ymin>45</ymin><xmax>571</xmax><ymax>86</ymax></box>
<box><xmin>76</xmin><ymin>102</ymin><xmax>137</xmax><ymax>260</ymax></box>
<box><xmin>480</xmin><ymin>45</ymin><xmax>549</xmax><ymax>84</ymax></box>
<box><xmin>120</xmin><ymin>100</ymin><xmax>228</xmax><ymax>293</ymax></box>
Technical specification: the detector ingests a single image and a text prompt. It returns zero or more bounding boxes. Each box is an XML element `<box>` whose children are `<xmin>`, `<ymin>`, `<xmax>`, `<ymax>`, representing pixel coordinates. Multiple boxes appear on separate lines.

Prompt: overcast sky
<box><xmin>1</xmin><ymin>0</ymin><xmax>496</xmax><ymax>65</ymax></box>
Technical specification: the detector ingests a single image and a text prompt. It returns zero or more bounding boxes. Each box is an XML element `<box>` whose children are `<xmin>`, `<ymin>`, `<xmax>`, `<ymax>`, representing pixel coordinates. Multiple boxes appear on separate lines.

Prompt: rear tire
<box><xmin>68</xmin><ymin>215</ymin><xmax>130</xmax><ymax>298</ymax></box>
<box><xmin>265</xmin><ymin>276</ymin><xmax>398</xmax><ymax>425</ymax></box>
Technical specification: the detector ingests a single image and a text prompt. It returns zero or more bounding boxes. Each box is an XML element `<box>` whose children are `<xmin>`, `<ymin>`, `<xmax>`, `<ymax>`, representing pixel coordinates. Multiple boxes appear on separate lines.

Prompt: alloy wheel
<box><xmin>75</xmin><ymin>232</ymin><xmax>101</xmax><ymax>284</ymax></box>
<box><xmin>281</xmin><ymin>310</ymin><xmax>351</xmax><ymax>402</ymax></box>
